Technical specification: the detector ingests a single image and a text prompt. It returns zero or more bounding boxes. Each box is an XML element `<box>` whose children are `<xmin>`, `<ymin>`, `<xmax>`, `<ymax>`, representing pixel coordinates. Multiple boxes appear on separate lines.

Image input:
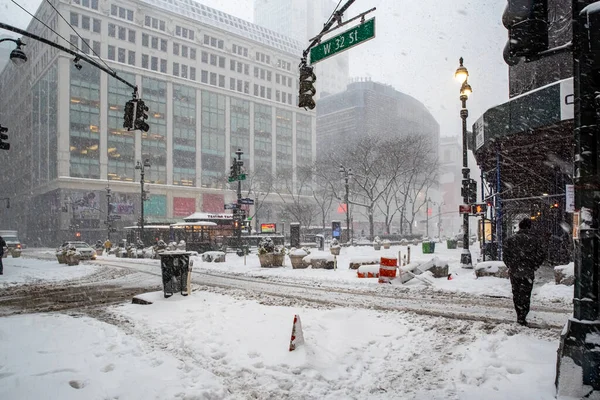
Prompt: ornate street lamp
<box><xmin>0</xmin><ymin>38</ymin><xmax>27</xmax><ymax>65</ymax></box>
<box><xmin>339</xmin><ymin>165</ymin><xmax>353</xmax><ymax>244</ymax></box>
<box><xmin>135</xmin><ymin>159</ymin><xmax>151</xmax><ymax>244</ymax></box>
<box><xmin>455</xmin><ymin>57</ymin><xmax>473</xmax><ymax>269</ymax></box>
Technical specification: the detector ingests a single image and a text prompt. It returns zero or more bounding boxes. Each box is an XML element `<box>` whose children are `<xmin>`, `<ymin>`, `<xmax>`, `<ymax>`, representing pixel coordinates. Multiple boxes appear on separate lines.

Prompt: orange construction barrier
<box><xmin>379</xmin><ymin>257</ymin><xmax>398</xmax><ymax>283</ymax></box>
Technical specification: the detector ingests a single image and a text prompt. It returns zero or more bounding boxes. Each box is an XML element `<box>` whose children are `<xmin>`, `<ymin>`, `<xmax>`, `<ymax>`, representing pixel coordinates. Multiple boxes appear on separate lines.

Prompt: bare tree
<box><xmin>243</xmin><ymin>165</ymin><xmax>274</xmax><ymax>231</ymax></box>
<box><xmin>275</xmin><ymin>165</ymin><xmax>318</xmax><ymax>231</ymax></box>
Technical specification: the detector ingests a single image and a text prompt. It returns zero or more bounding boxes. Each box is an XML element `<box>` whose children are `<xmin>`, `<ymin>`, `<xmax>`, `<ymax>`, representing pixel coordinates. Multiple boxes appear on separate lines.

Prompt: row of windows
<box><xmin>232</xmin><ymin>44</ymin><xmax>248</xmax><ymax>58</ymax></box>
<box><xmin>173</xmin><ymin>63</ymin><xmax>197</xmax><ymax>81</ymax></box>
<box><xmin>254</xmin><ymin>67</ymin><xmax>272</xmax><ymax>82</ymax></box>
<box><xmin>70</xmin><ymin>12</ymin><xmax>101</xmax><ymax>34</ymax></box>
<box><xmin>174</xmin><ymin>43</ymin><xmax>196</xmax><ymax>60</ymax></box>
<box><xmin>111</xmin><ymin>5</ymin><xmax>134</xmax><ymax>22</ymax></box>
<box><xmin>142</xmin><ymin>34</ymin><xmax>168</xmax><ymax>52</ymax></box>
<box><xmin>277</xmin><ymin>59</ymin><xmax>292</xmax><ymax>71</ymax></box>
<box><xmin>276</xmin><ymin>73</ymin><xmax>293</xmax><ymax>88</ymax></box>
<box><xmin>201</xmin><ymin>51</ymin><xmax>226</xmax><ymax>68</ymax></box>
<box><xmin>108</xmin><ymin>23</ymin><xmax>136</xmax><ymax>43</ymax></box>
<box><xmin>142</xmin><ymin>54</ymin><xmax>168</xmax><ymax>73</ymax></box>
<box><xmin>72</xmin><ymin>0</ymin><xmax>98</xmax><ymax>10</ymax></box>
<box><xmin>200</xmin><ymin>71</ymin><xmax>226</xmax><ymax>88</ymax></box>
<box><xmin>204</xmin><ymin>34</ymin><xmax>223</xmax><ymax>49</ymax></box>
<box><xmin>230</xmin><ymin>60</ymin><xmax>250</xmax><ymax>75</ymax></box>
<box><xmin>256</xmin><ymin>52</ymin><xmax>271</xmax><ymax>65</ymax></box>
<box><xmin>69</xmin><ymin>36</ymin><xmax>100</xmax><ymax>57</ymax></box>
<box><xmin>145</xmin><ymin>16</ymin><xmax>166</xmax><ymax>32</ymax></box>
<box><xmin>229</xmin><ymin>78</ymin><xmax>250</xmax><ymax>94</ymax></box>
<box><xmin>177</xmin><ymin>25</ymin><xmax>195</xmax><ymax>40</ymax></box>
<box><xmin>108</xmin><ymin>46</ymin><xmax>136</xmax><ymax>66</ymax></box>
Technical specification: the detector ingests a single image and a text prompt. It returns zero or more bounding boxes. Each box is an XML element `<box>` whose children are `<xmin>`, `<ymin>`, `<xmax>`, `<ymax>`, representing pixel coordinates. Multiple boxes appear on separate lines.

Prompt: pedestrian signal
<box><xmin>471</xmin><ymin>203</ymin><xmax>487</xmax><ymax>215</ymax></box>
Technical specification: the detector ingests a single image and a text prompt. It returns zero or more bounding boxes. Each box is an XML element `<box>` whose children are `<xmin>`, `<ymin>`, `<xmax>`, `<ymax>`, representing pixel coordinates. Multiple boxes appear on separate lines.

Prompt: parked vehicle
<box><xmin>57</xmin><ymin>241</ymin><xmax>97</xmax><ymax>260</ymax></box>
<box><xmin>0</xmin><ymin>230</ymin><xmax>22</xmax><ymax>257</ymax></box>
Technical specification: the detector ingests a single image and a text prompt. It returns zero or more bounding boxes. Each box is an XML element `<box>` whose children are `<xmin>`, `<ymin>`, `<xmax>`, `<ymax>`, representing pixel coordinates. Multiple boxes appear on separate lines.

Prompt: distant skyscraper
<box><xmin>254</xmin><ymin>0</ymin><xmax>349</xmax><ymax>97</ymax></box>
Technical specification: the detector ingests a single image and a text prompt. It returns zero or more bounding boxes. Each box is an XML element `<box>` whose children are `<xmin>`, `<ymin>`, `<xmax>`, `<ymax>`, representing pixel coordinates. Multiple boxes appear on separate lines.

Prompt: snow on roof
<box><xmin>184</xmin><ymin>212</ymin><xmax>233</xmax><ymax>221</ymax></box>
<box><xmin>171</xmin><ymin>222</ymin><xmax>218</xmax><ymax>227</ymax></box>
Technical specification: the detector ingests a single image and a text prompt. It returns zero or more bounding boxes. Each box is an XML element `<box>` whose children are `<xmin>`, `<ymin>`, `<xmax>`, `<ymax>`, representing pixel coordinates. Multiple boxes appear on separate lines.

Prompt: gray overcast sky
<box><xmin>1</xmin><ymin>0</ymin><xmax>508</xmax><ymax>137</ymax></box>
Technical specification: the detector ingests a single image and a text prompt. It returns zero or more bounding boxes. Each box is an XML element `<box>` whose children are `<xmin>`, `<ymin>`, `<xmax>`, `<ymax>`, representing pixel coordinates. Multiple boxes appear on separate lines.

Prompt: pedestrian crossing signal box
<box><xmin>471</xmin><ymin>203</ymin><xmax>487</xmax><ymax>215</ymax></box>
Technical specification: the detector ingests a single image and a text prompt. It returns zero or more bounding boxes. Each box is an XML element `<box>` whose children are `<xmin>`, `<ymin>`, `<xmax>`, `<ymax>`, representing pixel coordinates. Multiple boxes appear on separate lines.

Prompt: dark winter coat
<box><xmin>502</xmin><ymin>228</ymin><xmax>546</xmax><ymax>278</ymax></box>
<box><xmin>0</xmin><ymin>236</ymin><xmax>5</xmax><ymax>256</ymax></box>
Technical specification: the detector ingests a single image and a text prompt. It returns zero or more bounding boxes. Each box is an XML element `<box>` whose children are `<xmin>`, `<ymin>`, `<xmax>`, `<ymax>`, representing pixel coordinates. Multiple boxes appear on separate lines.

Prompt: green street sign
<box><xmin>310</xmin><ymin>18</ymin><xmax>376</xmax><ymax>65</ymax></box>
<box><xmin>228</xmin><ymin>174</ymin><xmax>247</xmax><ymax>182</ymax></box>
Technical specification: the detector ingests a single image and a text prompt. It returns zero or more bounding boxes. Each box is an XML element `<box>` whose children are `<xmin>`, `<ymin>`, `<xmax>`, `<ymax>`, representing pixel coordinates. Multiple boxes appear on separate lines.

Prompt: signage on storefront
<box><xmin>261</xmin><ymin>223</ymin><xmax>276</xmax><ymax>233</ymax></box>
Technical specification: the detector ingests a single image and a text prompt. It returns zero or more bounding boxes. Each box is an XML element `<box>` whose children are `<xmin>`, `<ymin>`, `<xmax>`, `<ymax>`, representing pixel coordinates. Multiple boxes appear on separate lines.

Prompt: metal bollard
<box><xmin>407</xmin><ymin>246</ymin><xmax>411</xmax><ymax>264</ymax></box>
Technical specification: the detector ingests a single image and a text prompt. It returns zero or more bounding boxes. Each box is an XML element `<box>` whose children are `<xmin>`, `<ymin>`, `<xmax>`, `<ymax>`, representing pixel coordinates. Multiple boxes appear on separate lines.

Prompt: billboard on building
<box><xmin>144</xmin><ymin>195</ymin><xmax>166</xmax><ymax>217</ymax></box>
<box><xmin>174</xmin><ymin>197</ymin><xmax>196</xmax><ymax>217</ymax></box>
<box><xmin>261</xmin><ymin>223</ymin><xmax>276</xmax><ymax>233</ymax></box>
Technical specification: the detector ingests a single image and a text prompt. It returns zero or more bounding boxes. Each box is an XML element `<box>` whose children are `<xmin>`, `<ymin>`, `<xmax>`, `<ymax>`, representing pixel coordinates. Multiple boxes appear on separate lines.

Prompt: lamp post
<box><xmin>135</xmin><ymin>159</ymin><xmax>151</xmax><ymax>244</ymax></box>
<box><xmin>105</xmin><ymin>186</ymin><xmax>112</xmax><ymax>241</ymax></box>
<box><xmin>339</xmin><ymin>165</ymin><xmax>353</xmax><ymax>244</ymax></box>
<box><xmin>455</xmin><ymin>57</ymin><xmax>473</xmax><ymax>269</ymax></box>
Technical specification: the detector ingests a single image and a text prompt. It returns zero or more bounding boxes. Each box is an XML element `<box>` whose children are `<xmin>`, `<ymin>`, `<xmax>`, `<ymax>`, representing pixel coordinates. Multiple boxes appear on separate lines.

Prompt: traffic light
<box><xmin>461</xmin><ymin>179</ymin><xmax>478</xmax><ymax>204</ymax></box>
<box><xmin>134</xmin><ymin>99</ymin><xmax>149</xmax><ymax>132</ymax></box>
<box><xmin>502</xmin><ymin>0</ymin><xmax>549</xmax><ymax>65</ymax></box>
<box><xmin>0</xmin><ymin>125</ymin><xmax>10</xmax><ymax>151</ymax></box>
<box><xmin>471</xmin><ymin>203</ymin><xmax>487</xmax><ymax>215</ymax></box>
<box><xmin>298</xmin><ymin>64</ymin><xmax>316</xmax><ymax>110</ymax></box>
<box><xmin>123</xmin><ymin>100</ymin><xmax>135</xmax><ymax>130</ymax></box>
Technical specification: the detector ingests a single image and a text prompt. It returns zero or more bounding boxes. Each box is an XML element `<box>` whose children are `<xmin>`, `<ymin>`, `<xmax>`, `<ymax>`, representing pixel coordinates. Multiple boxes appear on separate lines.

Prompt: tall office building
<box><xmin>0</xmin><ymin>0</ymin><xmax>316</xmax><ymax>245</ymax></box>
<box><xmin>254</xmin><ymin>0</ymin><xmax>349</xmax><ymax>97</ymax></box>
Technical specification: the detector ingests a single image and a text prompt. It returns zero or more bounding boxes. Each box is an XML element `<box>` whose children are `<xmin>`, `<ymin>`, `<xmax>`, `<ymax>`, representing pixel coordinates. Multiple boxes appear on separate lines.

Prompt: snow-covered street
<box><xmin>0</xmin><ymin>244</ymin><xmax>576</xmax><ymax>399</ymax></box>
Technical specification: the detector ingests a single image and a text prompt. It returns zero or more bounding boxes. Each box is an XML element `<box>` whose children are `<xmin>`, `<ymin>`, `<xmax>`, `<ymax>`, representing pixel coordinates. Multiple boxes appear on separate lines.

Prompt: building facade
<box><xmin>254</xmin><ymin>0</ymin><xmax>349</xmax><ymax>97</ymax></box>
<box><xmin>0</xmin><ymin>0</ymin><xmax>316</xmax><ymax>245</ymax></box>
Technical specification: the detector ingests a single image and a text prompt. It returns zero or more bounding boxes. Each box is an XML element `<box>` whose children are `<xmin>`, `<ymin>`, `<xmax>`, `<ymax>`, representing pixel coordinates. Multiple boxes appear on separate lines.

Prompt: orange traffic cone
<box><xmin>289</xmin><ymin>314</ymin><xmax>305</xmax><ymax>351</ymax></box>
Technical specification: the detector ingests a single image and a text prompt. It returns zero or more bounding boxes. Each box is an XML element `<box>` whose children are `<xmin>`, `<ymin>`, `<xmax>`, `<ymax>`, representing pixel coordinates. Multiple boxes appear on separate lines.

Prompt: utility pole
<box><xmin>339</xmin><ymin>165</ymin><xmax>353</xmax><ymax>244</ymax></box>
<box><xmin>556</xmin><ymin>0</ymin><xmax>600</xmax><ymax>395</ymax></box>
<box><xmin>105</xmin><ymin>186</ymin><xmax>112</xmax><ymax>241</ymax></box>
<box><xmin>426</xmin><ymin>198</ymin><xmax>430</xmax><ymax>238</ymax></box>
<box><xmin>135</xmin><ymin>159</ymin><xmax>151</xmax><ymax>244</ymax></box>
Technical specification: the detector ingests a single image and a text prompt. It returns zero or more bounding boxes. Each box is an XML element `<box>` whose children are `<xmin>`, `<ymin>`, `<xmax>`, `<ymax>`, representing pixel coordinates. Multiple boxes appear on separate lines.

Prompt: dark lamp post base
<box><xmin>556</xmin><ymin>318</ymin><xmax>600</xmax><ymax>396</ymax></box>
<box><xmin>460</xmin><ymin>249</ymin><xmax>473</xmax><ymax>269</ymax></box>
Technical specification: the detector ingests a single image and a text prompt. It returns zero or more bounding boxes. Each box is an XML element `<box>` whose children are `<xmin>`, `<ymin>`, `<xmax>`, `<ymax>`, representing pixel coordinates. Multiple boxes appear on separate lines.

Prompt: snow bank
<box><xmin>0</xmin><ymin>257</ymin><xmax>99</xmax><ymax>287</ymax></box>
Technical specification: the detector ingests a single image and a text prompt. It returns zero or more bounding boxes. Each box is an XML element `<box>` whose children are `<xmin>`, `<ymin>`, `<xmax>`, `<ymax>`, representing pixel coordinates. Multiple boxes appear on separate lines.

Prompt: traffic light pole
<box><xmin>460</xmin><ymin>94</ymin><xmax>473</xmax><ymax>269</ymax></box>
<box><xmin>556</xmin><ymin>0</ymin><xmax>600</xmax><ymax>395</ymax></box>
<box><xmin>236</xmin><ymin>149</ymin><xmax>243</xmax><ymax>250</ymax></box>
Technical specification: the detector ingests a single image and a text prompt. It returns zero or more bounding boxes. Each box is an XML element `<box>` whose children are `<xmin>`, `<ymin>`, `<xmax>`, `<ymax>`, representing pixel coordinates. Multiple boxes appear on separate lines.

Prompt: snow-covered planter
<box><xmin>202</xmin><ymin>251</ymin><xmax>226</xmax><ymax>263</ymax></box>
<box><xmin>474</xmin><ymin>261</ymin><xmax>509</xmax><ymax>279</ymax></box>
<box><xmin>382</xmin><ymin>239</ymin><xmax>391</xmax><ymax>249</ymax></box>
<box><xmin>303</xmin><ymin>252</ymin><xmax>335</xmax><ymax>269</ymax></box>
<box><xmin>55</xmin><ymin>248</ymin><xmax>67</xmax><ymax>264</ymax></box>
<box><xmin>65</xmin><ymin>248</ymin><xmax>81</xmax><ymax>266</ymax></box>
<box><xmin>330</xmin><ymin>238</ymin><xmax>341</xmax><ymax>255</ymax></box>
<box><xmin>446</xmin><ymin>239</ymin><xmax>458</xmax><ymax>249</ymax></box>
<box><xmin>554</xmin><ymin>263</ymin><xmax>574</xmax><ymax>286</ymax></box>
<box><xmin>289</xmin><ymin>248</ymin><xmax>309</xmax><ymax>269</ymax></box>
<box><xmin>349</xmin><ymin>256</ymin><xmax>379</xmax><ymax>270</ymax></box>
<box><xmin>373</xmin><ymin>236</ymin><xmax>382</xmax><ymax>251</ymax></box>
<box><xmin>258</xmin><ymin>237</ymin><xmax>285</xmax><ymax>267</ymax></box>
<box><xmin>10</xmin><ymin>248</ymin><xmax>22</xmax><ymax>258</ymax></box>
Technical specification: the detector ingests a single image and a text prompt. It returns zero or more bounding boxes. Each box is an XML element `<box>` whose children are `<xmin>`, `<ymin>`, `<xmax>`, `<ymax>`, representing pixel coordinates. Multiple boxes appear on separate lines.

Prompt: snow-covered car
<box><xmin>58</xmin><ymin>241</ymin><xmax>96</xmax><ymax>260</ymax></box>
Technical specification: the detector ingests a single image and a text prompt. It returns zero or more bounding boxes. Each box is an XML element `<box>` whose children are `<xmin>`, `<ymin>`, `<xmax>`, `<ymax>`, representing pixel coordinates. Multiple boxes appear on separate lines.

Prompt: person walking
<box><xmin>502</xmin><ymin>217</ymin><xmax>546</xmax><ymax>326</ymax></box>
<box><xmin>0</xmin><ymin>235</ymin><xmax>6</xmax><ymax>275</ymax></box>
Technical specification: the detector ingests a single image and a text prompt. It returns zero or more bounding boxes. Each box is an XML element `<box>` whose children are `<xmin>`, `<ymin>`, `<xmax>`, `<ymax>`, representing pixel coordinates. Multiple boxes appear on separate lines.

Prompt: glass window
<box><xmin>159</xmin><ymin>20</ymin><xmax>165</xmax><ymax>31</ymax></box>
<box><xmin>201</xmin><ymin>70</ymin><xmax>208</xmax><ymax>83</ymax></box>
<box><xmin>204</xmin><ymin>35</ymin><xmax>209</xmax><ymax>44</ymax></box>
<box><xmin>230</xmin><ymin>78</ymin><xmax>235</xmax><ymax>90</ymax></box>
<box><xmin>182</xmin><ymin>45</ymin><xmax>188</xmax><ymax>58</ymax></box>
<box><xmin>151</xmin><ymin>37</ymin><xmax>158</xmax><ymax>49</ymax></box>
<box><xmin>81</xmin><ymin>15</ymin><xmax>90</xmax><ymax>30</ymax></box>
<box><xmin>92</xmin><ymin>40</ymin><xmax>100</xmax><ymax>55</ymax></box>
<box><xmin>70</xmin><ymin>34</ymin><xmax>78</xmax><ymax>51</ymax></box>
<box><xmin>160</xmin><ymin>59</ymin><xmax>167</xmax><ymax>73</ymax></box>
<box><xmin>201</xmin><ymin>51</ymin><xmax>207</xmax><ymax>63</ymax></box>
<box><xmin>142</xmin><ymin>33</ymin><xmax>149</xmax><ymax>47</ymax></box>
<box><xmin>108</xmin><ymin>45</ymin><xmax>115</xmax><ymax>60</ymax></box>
<box><xmin>190</xmin><ymin>67</ymin><xmax>196</xmax><ymax>81</ymax></box>
<box><xmin>119</xmin><ymin>7</ymin><xmax>126</xmax><ymax>19</ymax></box>
<box><xmin>93</xmin><ymin>18</ymin><xmax>101</xmax><ymax>33</ymax></box>
<box><xmin>128</xmin><ymin>50</ymin><xmax>135</xmax><ymax>65</ymax></box>
<box><xmin>145</xmin><ymin>15</ymin><xmax>151</xmax><ymax>26</ymax></box>
<box><xmin>230</xmin><ymin>60</ymin><xmax>235</xmax><ymax>71</ymax></box>
<box><xmin>152</xmin><ymin>18</ymin><xmax>158</xmax><ymax>29</ymax></box>
<box><xmin>161</xmin><ymin>39</ymin><xmax>167</xmax><ymax>52</ymax></box>
<box><xmin>244</xmin><ymin>64</ymin><xmax>249</xmax><ymax>75</ymax></box>
<box><xmin>219</xmin><ymin>56</ymin><xmax>225</xmax><ymax>68</ymax></box>
<box><xmin>176</xmin><ymin>26</ymin><xmax>182</xmax><ymax>36</ymax></box>
<box><xmin>190</xmin><ymin>48</ymin><xmax>196</xmax><ymax>60</ymax></box>
<box><xmin>91</xmin><ymin>0</ymin><xmax>98</xmax><ymax>9</ymax></box>
<box><xmin>219</xmin><ymin>75</ymin><xmax>225</xmax><ymax>88</ymax></box>
<box><xmin>189</xmin><ymin>30</ymin><xmax>194</xmax><ymax>40</ymax></box>
<box><xmin>210</xmin><ymin>72</ymin><xmax>216</xmax><ymax>86</ymax></box>
<box><xmin>173</xmin><ymin>43</ymin><xmax>179</xmax><ymax>56</ymax></box>
<box><xmin>111</xmin><ymin>4</ymin><xmax>117</xmax><ymax>16</ymax></box>
<box><xmin>126</xmin><ymin>9</ymin><xmax>133</xmax><ymax>21</ymax></box>
<box><xmin>182</xmin><ymin>65</ymin><xmax>188</xmax><ymax>79</ymax></box>
<box><xmin>218</xmin><ymin>39</ymin><xmax>223</xmax><ymax>49</ymax></box>
<box><xmin>128</xmin><ymin>29</ymin><xmax>135</xmax><ymax>43</ymax></box>
<box><xmin>151</xmin><ymin>56</ymin><xmax>158</xmax><ymax>71</ymax></box>
<box><xmin>142</xmin><ymin>54</ymin><xmax>149</xmax><ymax>68</ymax></box>
<box><xmin>173</xmin><ymin>62</ymin><xmax>179</xmax><ymax>76</ymax></box>
<box><xmin>118</xmin><ymin>48</ymin><xmax>126</xmax><ymax>63</ymax></box>
<box><xmin>210</xmin><ymin>54</ymin><xmax>217</xmax><ymax>66</ymax></box>
<box><xmin>70</xmin><ymin>12</ymin><xmax>78</xmax><ymax>27</ymax></box>
<box><xmin>118</xmin><ymin>26</ymin><xmax>126</xmax><ymax>40</ymax></box>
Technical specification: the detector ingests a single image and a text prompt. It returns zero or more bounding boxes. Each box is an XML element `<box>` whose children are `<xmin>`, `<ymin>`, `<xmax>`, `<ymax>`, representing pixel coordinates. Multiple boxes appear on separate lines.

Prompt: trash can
<box><xmin>446</xmin><ymin>239</ymin><xmax>458</xmax><ymax>249</ymax></box>
<box><xmin>159</xmin><ymin>251</ymin><xmax>192</xmax><ymax>298</ymax></box>
<box><xmin>422</xmin><ymin>241</ymin><xmax>436</xmax><ymax>254</ymax></box>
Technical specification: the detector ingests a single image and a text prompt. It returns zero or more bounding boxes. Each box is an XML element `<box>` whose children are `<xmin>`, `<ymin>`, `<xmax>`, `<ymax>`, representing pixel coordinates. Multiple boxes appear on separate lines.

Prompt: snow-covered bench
<box><xmin>474</xmin><ymin>261</ymin><xmax>509</xmax><ymax>279</ymax></box>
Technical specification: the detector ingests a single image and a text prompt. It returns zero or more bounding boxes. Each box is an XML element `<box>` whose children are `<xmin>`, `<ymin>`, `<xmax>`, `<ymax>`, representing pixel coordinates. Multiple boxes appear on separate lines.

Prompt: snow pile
<box><xmin>474</xmin><ymin>261</ymin><xmax>506</xmax><ymax>273</ymax></box>
<box><xmin>0</xmin><ymin>257</ymin><xmax>99</xmax><ymax>287</ymax></box>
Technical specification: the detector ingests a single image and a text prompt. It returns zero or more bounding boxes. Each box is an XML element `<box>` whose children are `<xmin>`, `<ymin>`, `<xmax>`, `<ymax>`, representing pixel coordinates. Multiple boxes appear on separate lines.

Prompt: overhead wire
<box><xmin>9</xmin><ymin>0</ymin><xmax>88</xmax><ymax>56</ymax></box>
<box><xmin>43</xmin><ymin>0</ymin><xmax>115</xmax><ymax>74</ymax></box>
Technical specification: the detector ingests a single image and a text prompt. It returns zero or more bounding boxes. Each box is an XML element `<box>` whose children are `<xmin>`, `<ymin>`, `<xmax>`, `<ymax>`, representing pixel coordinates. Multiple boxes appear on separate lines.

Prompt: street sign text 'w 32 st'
<box><xmin>309</xmin><ymin>18</ymin><xmax>376</xmax><ymax>65</ymax></box>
